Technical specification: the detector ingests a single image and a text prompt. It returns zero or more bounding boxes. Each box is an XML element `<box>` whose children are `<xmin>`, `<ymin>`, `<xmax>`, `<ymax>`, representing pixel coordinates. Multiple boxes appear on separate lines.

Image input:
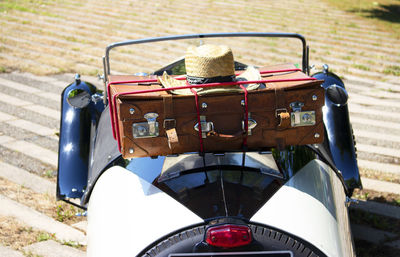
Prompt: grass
<box><xmin>353</xmin><ymin>188</ymin><xmax>400</xmax><ymax>207</ymax></box>
<box><xmin>0</xmin><ymin>0</ymin><xmax>398</xmax><ymax>77</ymax></box>
<box><xmin>55</xmin><ymin>203</ymin><xmax>77</xmax><ymax>223</ymax></box>
<box><xmin>353</xmin><ymin>63</ymin><xmax>370</xmax><ymax>71</ymax></box>
<box><xmin>0</xmin><ymin>177</ymin><xmax>84</xmax><ymax>225</ymax></box>
<box><xmin>0</xmin><ymin>0</ymin><xmax>60</xmax><ymax>17</ymax></box>
<box><xmin>323</xmin><ymin>0</ymin><xmax>400</xmax><ymax>37</ymax></box>
<box><xmin>383</xmin><ymin>65</ymin><xmax>400</xmax><ymax>76</ymax></box>
<box><xmin>359</xmin><ymin>168</ymin><xmax>400</xmax><ymax>184</ymax></box>
<box><xmin>0</xmin><ymin>216</ymin><xmax>44</xmax><ymax>250</ymax></box>
<box><xmin>0</xmin><ymin>1</ymin><xmax>33</xmax><ymax>13</ymax></box>
<box><xmin>37</xmin><ymin>232</ymin><xmax>55</xmax><ymax>242</ymax></box>
<box><xmin>42</xmin><ymin>170</ymin><xmax>55</xmax><ymax>179</ymax></box>
<box><xmin>0</xmin><ymin>215</ymin><xmax>85</xmax><ymax>253</ymax></box>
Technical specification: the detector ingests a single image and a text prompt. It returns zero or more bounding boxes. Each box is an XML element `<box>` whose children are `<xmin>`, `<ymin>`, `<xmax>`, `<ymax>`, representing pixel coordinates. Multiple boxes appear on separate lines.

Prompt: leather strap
<box><xmin>275</xmin><ymin>137</ymin><xmax>286</xmax><ymax>151</ymax></box>
<box><xmin>166</xmin><ymin>128</ymin><xmax>178</xmax><ymax>148</ymax></box>
<box><xmin>163</xmin><ymin>95</ymin><xmax>173</xmax><ymax>126</ymax></box>
<box><xmin>278</xmin><ymin>112</ymin><xmax>291</xmax><ymax>128</ymax></box>
<box><xmin>274</xmin><ymin>85</ymin><xmax>290</xmax><ymax>149</ymax></box>
<box><xmin>163</xmin><ymin>95</ymin><xmax>179</xmax><ymax>149</ymax></box>
<box><xmin>274</xmin><ymin>86</ymin><xmax>290</xmax><ymax>130</ymax></box>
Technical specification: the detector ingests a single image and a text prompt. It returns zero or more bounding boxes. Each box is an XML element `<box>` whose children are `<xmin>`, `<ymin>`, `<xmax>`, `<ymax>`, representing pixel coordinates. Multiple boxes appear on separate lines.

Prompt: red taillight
<box><xmin>206</xmin><ymin>224</ymin><xmax>252</xmax><ymax>248</ymax></box>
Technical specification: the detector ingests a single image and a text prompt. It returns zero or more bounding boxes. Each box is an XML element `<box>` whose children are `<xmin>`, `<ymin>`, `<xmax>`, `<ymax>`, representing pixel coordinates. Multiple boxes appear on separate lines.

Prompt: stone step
<box><xmin>67</xmin><ymin>0</ymin><xmax>400</xmax><ymax>51</ymax></box>
<box><xmin>0</xmin><ymin>77</ymin><xmax>60</xmax><ymax>102</ymax></box>
<box><xmin>16</xmin><ymin>72</ymin><xmax>73</xmax><ymax>89</ymax></box>
<box><xmin>358</xmin><ymin>159</ymin><xmax>400</xmax><ymax>175</ymax></box>
<box><xmin>350</xmin><ymin>199</ymin><xmax>400</xmax><ymax>220</ymax></box>
<box><xmin>345</xmin><ymin>75</ymin><xmax>400</xmax><ymax>92</ymax></box>
<box><xmin>0</xmin><ymin>91</ymin><xmax>60</xmax><ymax>120</ymax></box>
<box><xmin>350</xmin><ymin>116</ymin><xmax>400</xmax><ymax>131</ymax></box>
<box><xmin>0</xmin><ymin>40</ymin><xmax>100</xmax><ymax>75</ymax></box>
<box><xmin>349</xmin><ymin>94</ymin><xmax>400</xmax><ymax>109</ymax></box>
<box><xmin>346</xmin><ymin>82</ymin><xmax>400</xmax><ymax>99</ymax></box>
<box><xmin>0</xmin><ymin>245</ymin><xmax>24</xmax><ymax>257</ymax></box>
<box><xmin>0</xmin><ymin>52</ymin><xmax>58</xmax><ymax>74</ymax></box>
<box><xmin>1</xmin><ymin>9</ymin><xmax>398</xmax><ymax>79</ymax></box>
<box><xmin>361</xmin><ymin>177</ymin><xmax>400</xmax><ymax>195</ymax></box>
<box><xmin>349</xmin><ymin>104</ymin><xmax>400</xmax><ymax>122</ymax></box>
<box><xmin>37</xmin><ymin>0</ymin><xmax>400</xmax><ymax>42</ymax></box>
<box><xmin>23</xmin><ymin>240</ymin><xmax>85</xmax><ymax>257</ymax></box>
<box><xmin>72</xmin><ymin>221</ymin><xmax>88</xmax><ymax>233</ymax></box>
<box><xmin>0</xmin><ymin>194</ymin><xmax>86</xmax><ymax>245</ymax></box>
<box><xmin>7</xmin><ymin>9</ymin><xmax>397</xmax><ymax>65</ymax></box>
<box><xmin>0</xmin><ymin>33</ymin><xmax>103</xmax><ymax>71</ymax></box>
<box><xmin>357</xmin><ymin>143</ymin><xmax>400</xmax><ymax>159</ymax></box>
<box><xmin>0</xmin><ymin>135</ymin><xmax>58</xmax><ymax>167</ymax></box>
<box><xmin>361</xmin><ymin>90</ymin><xmax>400</xmax><ymax>101</ymax></box>
<box><xmin>354</xmin><ymin>130</ymin><xmax>400</xmax><ymax>144</ymax></box>
<box><xmin>0</xmin><ymin>111</ymin><xmax>58</xmax><ymax>140</ymax></box>
<box><xmin>0</xmin><ymin>20</ymin><xmax>163</xmax><ymax>66</ymax></box>
<box><xmin>0</xmin><ymin>161</ymin><xmax>55</xmax><ymax>195</ymax></box>
<box><xmin>351</xmin><ymin>223</ymin><xmax>400</xmax><ymax>249</ymax></box>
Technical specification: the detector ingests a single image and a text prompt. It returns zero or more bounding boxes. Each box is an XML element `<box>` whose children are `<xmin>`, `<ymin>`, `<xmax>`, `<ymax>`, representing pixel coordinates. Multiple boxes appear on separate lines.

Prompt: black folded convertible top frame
<box><xmin>102</xmin><ymin>32</ymin><xmax>309</xmax><ymax>99</ymax></box>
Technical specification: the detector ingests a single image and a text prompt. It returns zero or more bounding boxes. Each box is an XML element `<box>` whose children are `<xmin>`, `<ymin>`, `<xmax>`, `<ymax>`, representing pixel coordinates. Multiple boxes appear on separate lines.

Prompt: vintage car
<box><xmin>57</xmin><ymin>33</ymin><xmax>361</xmax><ymax>257</ymax></box>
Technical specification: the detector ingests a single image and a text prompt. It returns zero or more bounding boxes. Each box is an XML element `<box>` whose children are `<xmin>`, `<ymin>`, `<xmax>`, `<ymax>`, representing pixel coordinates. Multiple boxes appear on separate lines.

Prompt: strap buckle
<box><xmin>163</xmin><ymin>118</ymin><xmax>176</xmax><ymax>130</ymax></box>
<box><xmin>275</xmin><ymin>108</ymin><xmax>288</xmax><ymax>117</ymax></box>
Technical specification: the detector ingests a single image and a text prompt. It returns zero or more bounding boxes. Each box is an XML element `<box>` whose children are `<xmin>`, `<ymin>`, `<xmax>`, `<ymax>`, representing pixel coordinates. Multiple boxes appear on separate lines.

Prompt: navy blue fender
<box><xmin>312</xmin><ymin>65</ymin><xmax>361</xmax><ymax>192</ymax></box>
<box><xmin>57</xmin><ymin>75</ymin><xmax>104</xmax><ymax>206</ymax></box>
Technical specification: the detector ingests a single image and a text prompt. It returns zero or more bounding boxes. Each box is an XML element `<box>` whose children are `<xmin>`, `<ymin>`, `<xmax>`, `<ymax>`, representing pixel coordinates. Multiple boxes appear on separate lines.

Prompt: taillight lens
<box><xmin>206</xmin><ymin>224</ymin><xmax>252</xmax><ymax>248</ymax></box>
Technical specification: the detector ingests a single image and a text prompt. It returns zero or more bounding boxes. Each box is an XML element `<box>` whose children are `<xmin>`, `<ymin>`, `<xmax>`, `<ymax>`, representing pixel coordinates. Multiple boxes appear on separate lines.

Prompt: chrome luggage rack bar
<box><xmin>102</xmin><ymin>32</ymin><xmax>310</xmax><ymax>102</ymax></box>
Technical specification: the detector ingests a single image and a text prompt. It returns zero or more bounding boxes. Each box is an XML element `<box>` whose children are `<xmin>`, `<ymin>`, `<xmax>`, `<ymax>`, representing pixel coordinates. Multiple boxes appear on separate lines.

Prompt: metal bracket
<box><xmin>290</xmin><ymin>102</ymin><xmax>304</xmax><ymax>112</ymax></box>
<box><xmin>132</xmin><ymin>112</ymin><xmax>159</xmax><ymax>138</ymax></box>
<box><xmin>242</xmin><ymin>113</ymin><xmax>257</xmax><ymax>135</ymax></box>
<box><xmin>345</xmin><ymin>196</ymin><xmax>358</xmax><ymax>207</ymax></box>
<box><xmin>289</xmin><ymin>102</ymin><xmax>315</xmax><ymax>127</ymax></box>
<box><xmin>194</xmin><ymin>116</ymin><xmax>214</xmax><ymax>138</ymax></box>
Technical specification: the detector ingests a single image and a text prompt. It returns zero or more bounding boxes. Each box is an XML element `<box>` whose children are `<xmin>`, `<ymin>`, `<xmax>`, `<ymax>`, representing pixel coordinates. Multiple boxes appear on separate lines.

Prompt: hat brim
<box><xmin>158</xmin><ymin>66</ymin><xmax>261</xmax><ymax>95</ymax></box>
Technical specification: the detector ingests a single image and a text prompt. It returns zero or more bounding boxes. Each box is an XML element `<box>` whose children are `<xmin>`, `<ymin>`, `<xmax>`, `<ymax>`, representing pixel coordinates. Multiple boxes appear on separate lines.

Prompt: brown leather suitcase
<box><xmin>108</xmin><ymin>64</ymin><xmax>325</xmax><ymax>158</ymax></box>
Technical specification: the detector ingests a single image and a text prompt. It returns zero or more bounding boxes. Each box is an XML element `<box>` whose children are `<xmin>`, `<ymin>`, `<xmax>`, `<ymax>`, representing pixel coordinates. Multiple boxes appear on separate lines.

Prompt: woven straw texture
<box><xmin>158</xmin><ymin>44</ymin><xmax>261</xmax><ymax>95</ymax></box>
<box><xmin>185</xmin><ymin>44</ymin><xmax>235</xmax><ymax>78</ymax></box>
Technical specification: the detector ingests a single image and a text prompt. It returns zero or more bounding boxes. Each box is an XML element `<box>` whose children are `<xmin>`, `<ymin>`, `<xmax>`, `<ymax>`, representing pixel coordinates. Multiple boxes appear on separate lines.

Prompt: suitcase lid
<box><xmin>108</xmin><ymin>64</ymin><xmax>323</xmax><ymax>100</ymax></box>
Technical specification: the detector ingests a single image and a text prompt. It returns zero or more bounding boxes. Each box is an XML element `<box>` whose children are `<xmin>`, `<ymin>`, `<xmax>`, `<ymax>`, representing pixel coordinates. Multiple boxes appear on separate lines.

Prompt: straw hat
<box><xmin>158</xmin><ymin>44</ymin><xmax>261</xmax><ymax>95</ymax></box>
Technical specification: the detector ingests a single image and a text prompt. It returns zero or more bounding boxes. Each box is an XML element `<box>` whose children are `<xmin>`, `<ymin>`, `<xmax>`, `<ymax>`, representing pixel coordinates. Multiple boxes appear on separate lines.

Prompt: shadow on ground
<box><xmin>350</xmin><ymin>4</ymin><xmax>400</xmax><ymax>23</ymax></box>
<box><xmin>355</xmin><ymin>239</ymin><xmax>400</xmax><ymax>257</ymax></box>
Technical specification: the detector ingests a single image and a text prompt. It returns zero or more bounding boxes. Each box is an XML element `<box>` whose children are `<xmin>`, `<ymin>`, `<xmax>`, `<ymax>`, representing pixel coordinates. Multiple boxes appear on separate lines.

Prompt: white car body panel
<box><xmin>88</xmin><ymin>160</ymin><xmax>355</xmax><ymax>257</ymax></box>
<box><xmin>87</xmin><ymin>166</ymin><xmax>203</xmax><ymax>257</ymax></box>
<box><xmin>251</xmin><ymin>160</ymin><xmax>355</xmax><ymax>257</ymax></box>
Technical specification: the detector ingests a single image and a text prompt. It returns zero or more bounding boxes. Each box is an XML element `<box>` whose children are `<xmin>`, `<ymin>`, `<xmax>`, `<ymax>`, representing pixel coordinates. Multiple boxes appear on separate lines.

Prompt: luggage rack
<box><xmin>102</xmin><ymin>32</ymin><xmax>310</xmax><ymax>95</ymax></box>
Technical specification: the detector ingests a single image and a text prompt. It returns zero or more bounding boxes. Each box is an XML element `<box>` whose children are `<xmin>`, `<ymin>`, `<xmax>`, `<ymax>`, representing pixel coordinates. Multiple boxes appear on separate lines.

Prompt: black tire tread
<box><xmin>140</xmin><ymin>223</ymin><xmax>326</xmax><ymax>257</ymax></box>
<box><xmin>250</xmin><ymin>224</ymin><xmax>316</xmax><ymax>257</ymax></box>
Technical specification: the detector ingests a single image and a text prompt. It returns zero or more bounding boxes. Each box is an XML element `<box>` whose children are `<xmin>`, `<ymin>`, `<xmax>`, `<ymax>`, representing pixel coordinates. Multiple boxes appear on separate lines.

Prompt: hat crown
<box><xmin>185</xmin><ymin>44</ymin><xmax>235</xmax><ymax>78</ymax></box>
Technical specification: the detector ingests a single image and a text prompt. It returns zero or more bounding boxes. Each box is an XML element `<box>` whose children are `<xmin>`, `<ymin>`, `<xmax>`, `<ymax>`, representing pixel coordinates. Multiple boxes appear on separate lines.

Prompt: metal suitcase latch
<box><xmin>290</xmin><ymin>102</ymin><xmax>316</xmax><ymax>127</ymax></box>
<box><xmin>242</xmin><ymin>113</ymin><xmax>257</xmax><ymax>135</ymax></box>
<box><xmin>132</xmin><ymin>112</ymin><xmax>159</xmax><ymax>138</ymax></box>
<box><xmin>194</xmin><ymin>116</ymin><xmax>214</xmax><ymax>138</ymax></box>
